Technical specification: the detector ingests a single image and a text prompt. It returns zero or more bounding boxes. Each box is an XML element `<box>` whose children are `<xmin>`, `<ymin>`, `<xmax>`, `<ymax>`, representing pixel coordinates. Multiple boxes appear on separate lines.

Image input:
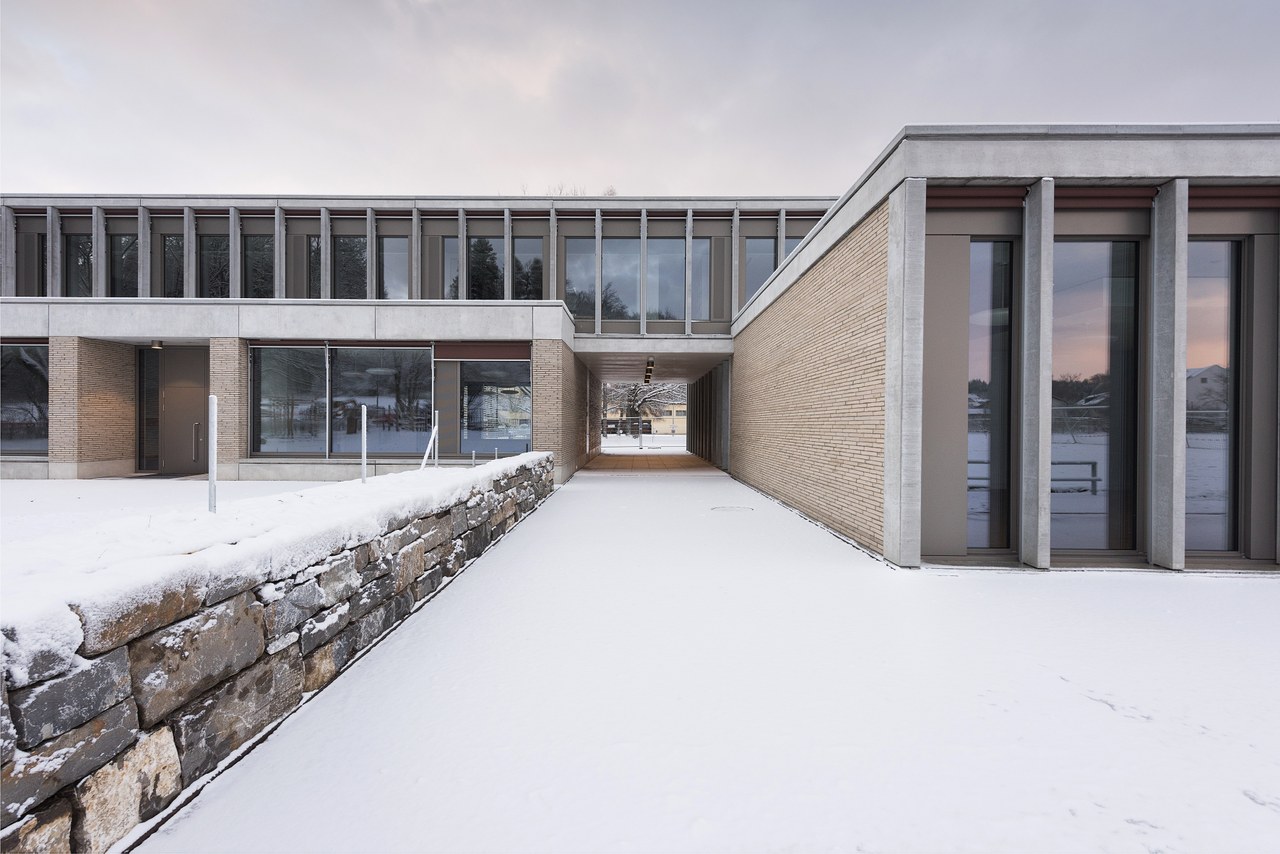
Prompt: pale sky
<box><xmin>2</xmin><ymin>0</ymin><xmax>1277</xmax><ymax>196</ymax></box>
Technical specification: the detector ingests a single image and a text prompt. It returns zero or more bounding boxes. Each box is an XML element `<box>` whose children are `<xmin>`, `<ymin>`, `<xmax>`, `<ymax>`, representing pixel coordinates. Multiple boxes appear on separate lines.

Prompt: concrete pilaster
<box><xmin>91</xmin><ymin>207</ymin><xmax>106</xmax><ymax>298</ymax></box>
<box><xmin>365</xmin><ymin>208</ymin><xmax>376</xmax><ymax>299</ymax></box>
<box><xmin>46</xmin><ymin>207</ymin><xmax>62</xmax><ymax>297</ymax></box>
<box><xmin>548</xmin><ymin>204</ymin><xmax>557</xmax><ymax>299</ymax></box>
<box><xmin>777</xmin><ymin>210</ymin><xmax>787</xmax><ymax>261</ymax></box>
<box><xmin>0</xmin><ymin>206</ymin><xmax>15</xmax><ymax>297</ymax></box>
<box><xmin>503</xmin><ymin>209</ymin><xmax>513</xmax><ymax>299</ymax></box>
<box><xmin>639</xmin><ymin>209</ymin><xmax>648</xmax><ymax>334</ymax></box>
<box><xmin>1020</xmin><ymin>179</ymin><xmax>1054</xmax><ymax>568</ymax></box>
<box><xmin>273</xmin><ymin>207</ymin><xmax>286</xmax><ymax>299</ymax></box>
<box><xmin>731</xmin><ymin>207</ymin><xmax>740</xmax><ymax>317</ymax></box>
<box><xmin>882</xmin><ymin>178</ymin><xmax>927</xmax><ymax>568</ymax></box>
<box><xmin>228</xmin><ymin>207</ymin><xmax>242</xmax><ymax>299</ymax></box>
<box><xmin>182</xmin><ymin>208</ymin><xmax>196</xmax><ymax>299</ymax></box>
<box><xmin>684</xmin><ymin>209</ymin><xmax>693</xmax><ymax>334</ymax></box>
<box><xmin>320</xmin><ymin>209</ymin><xmax>332</xmax><ymax>299</ymax></box>
<box><xmin>593</xmin><ymin>209</ymin><xmax>602</xmax><ymax>332</ymax></box>
<box><xmin>456</xmin><ymin>209</ymin><xmax>467</xmax><ymax>299</ymax></box>
<box><xmin>136</xmin><ymin>207</ymin><xmax>151</xmax><ymax>297</ymax></box>
<box><xmin>1150</xmin><ymin>179</ymin><xmax>1189</xmax><ymax>569</ymax></box>
<box><xmin>410</xmin><ymin>209</ymin><xmax>422</xmax><ymax>300</ymax></box>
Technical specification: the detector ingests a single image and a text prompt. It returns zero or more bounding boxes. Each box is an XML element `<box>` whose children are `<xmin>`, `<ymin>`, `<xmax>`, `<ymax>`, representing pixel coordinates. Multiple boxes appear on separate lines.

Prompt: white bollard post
<box><xmin>471</xmin><ymin>450</ymin><xmax>476</xmax><ymax>467</ymax></box>
<box><xmin>434</xmin><ymin>410</ymin><xmax>440</xmax><ymax>467</ymax></box>
<box><xmin>208</xmin><ymin>395</ymin><xmax>218</xmax><ymax>513</ymax></box>
<box><xmin>360</xmin><ymin>405</ymin><xmax>368</xmax><ymax>483</ymax></box>
<box><xmin>494</xmin><ymin>448</ymin><xmax>498</xmax><ymax>461</ymax></box>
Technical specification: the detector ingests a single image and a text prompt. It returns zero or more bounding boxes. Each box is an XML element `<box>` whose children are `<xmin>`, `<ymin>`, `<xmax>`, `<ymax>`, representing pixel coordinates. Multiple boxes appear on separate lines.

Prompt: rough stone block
<box><xmin>171</xmin><ymin>646</ymin><xmax>302</xmax><ymax>787</ymax></box>
<box><xmin>127</xmin><ymin>593</ymin><xmax>265</xmax><ymax>728</ymax></box>
<box><xmin>360</xmin><ymin>551</ymin><xmax>396</xmax><ymax>584</ymax></box>
<box><xmin>0</xmin><ymin>798</ymin><xmax>71</xmax><ymax>853</ymax></box>
<box><xmin>354</xmin><ymin>593</ymin><xmax>413</xmax><ymax>650</ymax></box>
<box><xmin>410</xmin><ymin>565</ymin><xmax>443</xmax><ymax>602</ymax></box>
<box><xmin>464</xmin><ymin>523</ymin><xmax>491</xmax><ymax>560</ymax></box>
<box><xmin>9</xmin><ymin>649</ymin><xmax>132</xmax><ymax>750</ymax></box>
<box><xmin>1</xmin><ymin>683</ymin><xmax>16</xmax><ymax>766</ymax></box>
<box><xmin>450</xmin><ymin>505</ymin><xmax>468</xmax><ymax>537</ymax></box>
<box><xmin>348</xmin><ymin>576</ymin><xmax>393</xmax><ymax>621</ymax></box>
<box><xmin>298</xmin><ymin>602</ymin><xmax>351</xmax><ymax>655</ymax></box>
<box><xmin>419</xmin><ymin>516</ymin><xmax>451</xmax><ymax>552</ymax></box>
<box><xmin>302</xmin><ymin>629</ymin><xmax>358</xmax><ymax>693</ymax></box>
<box><xmin>393</xmin><ymin>542</ymin><xmax>426</xmax><ymax>595</ymax></box>
<box><xmin>74</xmin><ymin>576</ymin><xmax>205</xmax><ymax>657</ymax></box>
<box><xmin>351</xmin><ymin>543</ymin><xmax>371</xmax><ymax>574</ymax></box>
<box><xmin>1</xmin><ymin>700</ymin><xmax>138</xmax><ymax>828</ymax></box>
<box><xmin>314</xmin><ymin>554</ymin><xmax>360</xmax><ymax>606</ymax></box>
<box><xmin>442</xmin><ymin>541</ymin><xmax>467</xmax><ymax>577</ymax></box>
<box><xmin>263</xmin><ymin>579</ymin><xmax>325</xmax><ymax>638</ymax></box>
<box><xmin>71</xmin><ymin>726</ymin><xmax>181</xmax><ymax>852</ymax></box>
<box><xmin>466</xmin><ymin>503</ymin><xmax>489</xmax><ymax>528</ymax></box>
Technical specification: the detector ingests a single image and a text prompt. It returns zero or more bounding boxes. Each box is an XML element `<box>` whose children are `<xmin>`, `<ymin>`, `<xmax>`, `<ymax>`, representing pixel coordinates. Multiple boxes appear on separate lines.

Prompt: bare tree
<box><xmin>604</xmin><ymin>382</ymin><xmax>685</xmax><ymax>419</ymax></box>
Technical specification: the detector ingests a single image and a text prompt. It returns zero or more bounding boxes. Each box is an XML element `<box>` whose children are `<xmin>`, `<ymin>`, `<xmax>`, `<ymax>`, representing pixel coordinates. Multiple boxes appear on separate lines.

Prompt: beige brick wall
<box><xmin>210</xmin><ymin>338</ymin><xmax>249</xmax><ymax>464</ymax></box>
<box><xmin>532</xmin><ymin>339</ymin><xmax>596</xmax><ymax>480</ymax></box>
<box><xmin>730</xmin><ymin>202</ymin><xmax>890</xmax><ymax>552</ymax></box>
<box><xmin>48</xmin><ymin>336</ymin><xmax>136</xmax><ymax>467</ymax></box>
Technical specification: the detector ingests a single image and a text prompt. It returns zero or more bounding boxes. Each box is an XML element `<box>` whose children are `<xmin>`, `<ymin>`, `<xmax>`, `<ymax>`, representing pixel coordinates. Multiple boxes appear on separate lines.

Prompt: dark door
<box><xmin>159</xmin><ymin>348</ymin><xmax>210</xmax><ymax>475</ymax></box>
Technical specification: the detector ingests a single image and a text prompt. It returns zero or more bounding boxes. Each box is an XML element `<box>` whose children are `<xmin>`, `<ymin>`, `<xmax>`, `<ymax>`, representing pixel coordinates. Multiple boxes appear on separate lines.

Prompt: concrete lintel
<box><xmin>91</xmin><ymin>207</ymin><xmax>106</xmax><ymax>298</ymax></box>
<box><xmin>0</xmin><ymin>301</ymin><xmax>50</xmax><ymax>337</ymax></box>
<box><xmin>228</xmin><ymin>207</ymin><xmax>242</xmax><ymax>299</ymax></box>
<box><xmin>1150</xmin><ymin>178</ymin><xmax>1189</xmax><ymax>569</ymax></box>
<box><xmin>136</xmin><ymin>207</ymin><xmax>151</xmax><ymax>297</ymax></box>
<box><xmin>882</xmin><ymin>178</ymin><xmax>926</xmax><ymax>568</ymax></box>
<box><xmin>1020</xmin><ymin>179</ymin><xmax>1054</xmax><ymax>568</ymax></box>
<box><xmin>0</xmin><ymin>206</ymin><xmax>15</xmax><ymax>297</ymax></box>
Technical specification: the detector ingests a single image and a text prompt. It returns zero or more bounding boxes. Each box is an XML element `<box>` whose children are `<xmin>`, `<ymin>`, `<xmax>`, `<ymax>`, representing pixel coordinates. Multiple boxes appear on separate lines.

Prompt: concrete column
<box><xmin>684</xmin><ymin>209</ymin><xmax>693</xmax><ymax>334</ymax></box>
<box><xmin>182</xmin><ymin>208</ymin><xmax>196</xmax><ymax>299</ymax></box>
<box><xmin>46</xmin><ymin>207</ymin><xmax>62</xmax><ymax>297</ymax></box>
<box><xmin>91</xmin><ymin>207</ymin><xmax>106</xmax><ymax>297</ymax></box>
<box><xmin>273</xmin><ymin>207</ymin><xmax>286</xmax><ymax>299</ymax></box>
<box><xmin>594</xmin><ymin>209</ymin><xmax>602</xmax><ymax>333</ymax></box>
<box><xmin>882</xmin><ymin>178</ymin><xmax>927</xmax><ymax>568</ymax></box>
<box><xmin>503</xmin><ymin>208</ymin><xmax>513</xmax><ymax>299</ymax></box>
<box><xmin>365</xmin><ymin>208</ymin><xmax>377</xmax><ymax>300</ymax></box>
<box><xmin>639</xmin><ymin>209</ymin><xmax>648</xmax><ymax>334</ymax></box>
<box><xmin>1150</xmin><ymin>178</ymin><xmax>1189</xmax><ymax>569</ymax></box>
<box><xmin>456</xmin><ymin>209</ymin><xmax>467</xmax><ymax>299</ymax></box>
<box><xmin>320</xmin><ymin>208</ymin><xmax>332</xmax><ymax>299</ymax></box>
<box><xmin>777</xmin><ymin>209</ymin><xmax>787</xmax><ymax>262</ymax></box>
<box><xmin>136</xmin><ymin>207</ymin><xmax>151</xmax><ymax>297</ymax></box>
<box><xmin>1020</xmin><ymin>179</ymin><xmax>1054</xmax><ymax>569</ymax></box>
<box><xmin>410</xmin><ymin>208</ymin><xmax>422</xmax><ymax>300</ymax></box>
<box><xmin>548</xmin><ymin>204</ymin><xmax>558</xmax><ymax>300</ymax></box>
<box><xmin>0</xmin><ymin>206</ymin><xmax>15</xmax><ymax>297</ymax></box>
<box><xmin>730</xmin><ymin>207</ymin><xmax>740</xmax><ymax>317</ymax></box>
<box><xmin>228</xmin><ymin>207</ymin><xmax>242</xmax><ymax>299</ymax></box>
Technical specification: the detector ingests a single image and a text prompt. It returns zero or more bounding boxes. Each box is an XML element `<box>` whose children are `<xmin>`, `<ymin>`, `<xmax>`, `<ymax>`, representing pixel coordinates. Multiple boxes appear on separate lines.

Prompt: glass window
<box><xmin>333</xmin><ymin>236</ymin><xmax>367</xmax><ymax>299</ymax></box>
<box><xmin>601</xmin><ymin>237</ymin><xmax>640</xmax><ymax>320</ymax></box>
<box><xmin>1186</xmin><ymin>241</ymin><xmax>1238</xmax><ymax>551</ymax></box>
<box><xmin>646</xmin><ymin>237</ymin><xmax>684</xmax><ymax>320</ymax></box>
<box><xmin>243</xmin><ymin>235</ymin><xmax>274</xmax><ymax>299</ymax></box>
<box><xmin>65</xmin><ymin>235</ymin><xmax>92</xmax><ymax>297</ymax></box>
<box><xmin>15</xmin><ymin>233</ymin><xmax>46</xmax><ymax>297</ymax></box>
<box><xmin>162</xmin><ymin>235</ymin><xmax>184</xmax><ymax>298</ymax></box>
<box><xmin>109</xmin><ymin>234</ymin><xmax>138</xmax><ymax>298</ymax></box>
<box><xmin>330</xmin><ymin>348</ymin><xmax>433</xmax><ymax>455</ymax></box>
<box><xmin>199</xmin><ymin>235</ymin><xmax>230</xmax><ymax>298</ymax></box>
<box><xmin>967</xmin><ymin>242</ymin><xmax>1013</xmax><ymax>549</ymax></box>
<box><xmin>467</xmin><ymin>237</ymin><xmax>504</xmax><ymax>300</ymax></box>
<box><xmin>744</xmin><ymin>237</ymin><xmax>775</xmax><ymax>302</ymax></box>
<box><xmin>443</xmin><ymin>237</ymin><xmax>460</xmax><ymax>299</ymax></box>
<box><xmin>1051</xmin><ymin>241</ymin><xmax>1138</xmax><ymax>550</ymax></box>
<box><xmin>691</xmin><ymin>237</ymin><xmax>711</xmax><ymax>321</ymax></box>
<box><xmin>378</xmin><ymin>236</ymin><xmax>409</xmax><ymax>300</ymax></box>
<box><xmin>307</xmin><ymin>236</ymin><xmax>321</xmax><ymax>299</ymax></box>
<box><xmin>252</xmin><ymin>348</ymin><xmax>326</xmax><ymax>454</ymax></box>
<box><xmin>513</xmin><ymin>237</ymin><xmax>543</xmax><ymax>300</ymax></box>
<box><xmin>0</xmin><ymin>345</ymin><xmax>49</xmax><ymax>455</ymax></box>
<box><xmin>564</xmin><ymin>237</ymin><xmax>596</xmax><ymax>320</ymax></box>
<box><xmin>460</xmin><ymin>361</ymin><xmax>531</xmax><ymax>455</ymax></box>
<box><xmin>784</xmin><ymin>236</ymin><xmax>803</xmax><ymax>259</ymax></box>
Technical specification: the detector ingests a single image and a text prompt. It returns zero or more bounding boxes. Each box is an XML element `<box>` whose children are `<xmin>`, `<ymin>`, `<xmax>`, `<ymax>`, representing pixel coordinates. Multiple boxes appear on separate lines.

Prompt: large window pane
<box><xmin>307</xmin><ymin>236</ymin><xmax>321</xmax><ymax>299</ymax></box>
<box><xmin>601</xmin><ymin>237</ymin><xmax>640</xmax><ymax>320</ymax></box>
<box><xmin>1186</xmin><ymin>241</ymin><xmax>1238</xmax><ymax>551</ymax></box>
<box><xmin>199</xmin><ymin>235</ymin><xmax>229</xmax><ymax>298</ymax></box>
<box><xmin>744</xmin><ymin>237</ymin><xmax>775</xmax><ymax>302</ymax></box>
<box><xmin>252</xmin><ymin>348</ymin><xmax>326</xmax><ymax>454</ymax></box>
<box><xmin>564</xmin><ymin>237</ymin><xmax>596</xmax><ymax>320</ymax></box>
<box><xmin>646</xmin><ymin>237</ymin><xmax>684</xmax><ymax>320</ymax></box>
<box><xmin>691</xmin><ymin>237</ymin><xmax>711</xmax><ymax>321</ymax></box>
<box><xmin>109</xmin><ymin>234</ymin><xmax>138</xmax><ymax>298</ymax></box>
<box><xmin>460</xmin><ymin>361</ymin><xmax>531</xmax><ymax>455</ymax></box>
<box><xmin>443</xmin><ymin>237</ymin><xmax>459</xmax><ymax>299</ymax></box>
<box><xmin>243</xmin><ymin>235</ymin><xmax>275</xmax><ymax>299</ymax></box>
<box><xmin>0</xmin><ymin>345</ymin><xmax>49</xmax><ymax>455</ymax></box>
<box><xmin>468</xmin><ymin>237</ymin><xmax>504</xmax><ymax>300</ymax></box>
<box><xmin>163</xmin><ymin>235</ymin><xmax>184</xmax><ymax>298</ymax></box>
<box><xmin>330</xmin><ymin>348</ymin><xmax>433</xmax><ymax>455</ymax></box>
<box><xmin>513</xmin><ymin>237</ymin><xmax>543</xmax><ymax>300</ymax></box>
<box><xmin>378</xmin><ymin>236</ymin><xmax>409</xmax><ymax>300</ymax></box>
<box><xmin>333</xmin><ymin>236</ymin><xmax>367</xmax><ymax>299</ymax></box>
<box><xmin>784</xmin><ymin>236</ymin><xmax>803</xmax><ymax>259</ymax></box>
<box><xmin>1051</xmin><ymin>241</ymin><xmax>1138</xmax><ymax>550</ymax></box>
<box><xmin>15</xmin><ymin>233</ymin><xmax>46</xmax><ymax>296</ymax></box>
<box><xmin>65</xmin><ymin>235</ymin><xmax>92</xmax><ymax>297</ymax></box>
<box><xmin>967</xmin><ymin>242</ymin><xmax>1013</xmax><ymax>549</ymax></box>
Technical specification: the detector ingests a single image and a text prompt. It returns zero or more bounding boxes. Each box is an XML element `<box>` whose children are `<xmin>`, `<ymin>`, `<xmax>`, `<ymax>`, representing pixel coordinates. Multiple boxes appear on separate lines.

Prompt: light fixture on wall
<box><xmin>150</xmin><ymin>340</ymin><xmax>164</xmax><ymax>350</ymax></box>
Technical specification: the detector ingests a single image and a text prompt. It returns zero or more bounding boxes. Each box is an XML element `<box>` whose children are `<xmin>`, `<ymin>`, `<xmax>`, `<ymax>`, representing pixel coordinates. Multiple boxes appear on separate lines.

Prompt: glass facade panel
<box><xmin>198</xmin><ymin>235</ymin><xmax>230</xmax><ymax>298</ymax></box>
<box><xmin>1186</xmin><ymin>241</ymin><xmax>1238</xmax><ymax>551</ymax></box>
<box><xmin>333</xmin><ymin>236</ymin><xmax>367</xmax><ymax>299</ymax></box>
<box><xmin>460</xmin><ymin>361</ymin><xmax>532</xmax><ymax>455</ymax></box>
<box><xmin>330</xmin><ymin>348</ymin><xmax>433</xmax><ymax>455</ymax></box>
<box><xmin>252</xmin><ymin>348</ymin><xmax>326</xmax><ymax>454</ymax></box>
<box><xmin>109</xmin><ymin>234</ymin><xmax>138</xmax><ymax>298</ymax></box>
<box><xmin>513</xmin><ymin>237</ymin><xmax>543</xmax><ymax>300</ymax></box>
<box><xmin>691</xmin><ymin>237</ymin><xmax>711</xmax><ymax>321</ymax></box>
<box><xmin>65</xmin><ymin>235</ymin><xmax>93</xmax><ymax>297</ymax></box>
<box><xmin>784</xmin><ymin>236</ymin><xmax>803</xmax><ymax>259</ymax></box>
<box><xmin>15</xmin><ymin>233</ymin><xmax>46</xmax><ymax>296</ymax></box>
<box><xmin>163</xmin><ymin>235</ymin><xmax>183</xmax><ymax>298</ymax></box>
<box><xmin>243</xmin><ymin>235</ymin><xmax>274</xmax><ymax>299</ymax></box>
<box><xmin>601</xmin><ymin>237</ymin><xmax>640</xmax><ymax>320</ymax></box>
<box><xmin>1051</xmin><ymin>241</ymin><xmax>1138</xmax><ymax>550</ymax></box>
<box><xmin>378</xmin><ymin>236</ymin><xmax>409</xmax><ymax>300</ymax></box>
<box><xmin>307</xmin><ymin>236</ymin><xmax>321</xmax><ymax>299</ymax></box>
<box><xmin>647</xmin><ymin>237</ymin><xmax>684</xmax><ymax>320</ymax></box>
<box><xmin>564</xmin><ymin>237</ymin><xmax>596</xmax><ymax>319</ymax></box>
<box><xmin>443</xmin><ymin>237</ymin><xmax>459</xmax><ymax>299</ymax></box>
<box><xmin>744</xmin><ymin>237</ymin><xmax>775</xmax><ymax>302</ymax></box>
<box><xmin>0</xmin><ymin>345</ymin><xmax>49</xmax><ymax>455</ymax></box>
<box><xmin>967</xmin><ymin>242</ymin><xmax>1013</xmax><ymax>549</ymax></box>
<box><xmin>467</xmin><ymin>237</ymin><xmax>505</xmax><ymax>300</ymax></box>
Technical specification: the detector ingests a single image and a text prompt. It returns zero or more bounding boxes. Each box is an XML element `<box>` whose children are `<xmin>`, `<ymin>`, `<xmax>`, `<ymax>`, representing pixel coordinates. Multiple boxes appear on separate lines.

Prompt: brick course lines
<box><xmin>210</xmin><ymin>339</ymin><xmax>248</xmax><ymax>462</ymax></box>
<box><xmin>48</xmin><ymin>336</ymin><xmax>136</xmax><ymax>465</ymax></box>
<box><xmin>533</xmin><ymin>339</ymin><xmax>595</xmax><ymax>476</ymax></box>
<box><xmin>730</xmin><ymin>203</ymin><xmax>889</xmax><ymax>552</ymax></box>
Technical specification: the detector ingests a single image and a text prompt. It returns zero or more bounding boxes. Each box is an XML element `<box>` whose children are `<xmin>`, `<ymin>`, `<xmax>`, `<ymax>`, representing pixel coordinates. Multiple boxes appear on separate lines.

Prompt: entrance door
<box><xmin>159</xmin><ymin>348</ymin><xmax>210</xmax><ymax>475</ymax></box>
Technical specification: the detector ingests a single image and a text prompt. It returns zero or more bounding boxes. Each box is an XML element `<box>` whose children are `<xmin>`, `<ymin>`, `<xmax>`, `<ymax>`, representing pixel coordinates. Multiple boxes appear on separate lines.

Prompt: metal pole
<box><xmin>434</xmin><ymin>410</ymin><xmax>440</xmax><ymax>466</ymax></box>
<box><xmin>471</xmin><ymin>450</ymin><xmax>476</xmax><ymax>467</ymax></box>
<box><xmin>360</xmin><ymin>405</ymin><xmax>368</xmax><ymax>483</ymax></box>
<box><xmin>208</xmin><ymin>395</ymin><xmax>218</xmax><ymax>513</ymax></box>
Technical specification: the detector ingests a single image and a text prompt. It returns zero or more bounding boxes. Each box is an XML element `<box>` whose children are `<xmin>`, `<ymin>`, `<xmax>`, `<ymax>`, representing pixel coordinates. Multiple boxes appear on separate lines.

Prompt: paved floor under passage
<box><xmin>134</xmin><ymin>456</ymin><xmax>1280</xmax><ymax>853</ymax></box>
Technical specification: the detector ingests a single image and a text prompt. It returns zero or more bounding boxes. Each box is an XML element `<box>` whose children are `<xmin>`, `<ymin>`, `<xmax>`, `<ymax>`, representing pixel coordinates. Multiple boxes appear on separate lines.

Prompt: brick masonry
<box><xmin>729</xmin><ymin>202</ymin><xmax>890</xmax><ymax>552</ymax></box>
<box><xmin>209</xmin><ymin>338</ymin><xmax>248</xmax><ymax>466</ymax></box>
<box><xmin>532</xmin><ymin>339</ymin><xmax>597</xmax><ymax>480</ymax></box>
<box><xmin>47</xmin><ymin>336</ymin><xmax>136</xmax><ymax>470</ymax></box>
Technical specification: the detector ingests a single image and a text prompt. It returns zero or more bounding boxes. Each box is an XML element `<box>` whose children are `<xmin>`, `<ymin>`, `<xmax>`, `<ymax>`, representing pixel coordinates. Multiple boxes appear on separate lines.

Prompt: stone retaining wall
<box><xmin>1</xmin><ymin>455</ymin><xmax>554</xmax><ymax>853</ymax></box>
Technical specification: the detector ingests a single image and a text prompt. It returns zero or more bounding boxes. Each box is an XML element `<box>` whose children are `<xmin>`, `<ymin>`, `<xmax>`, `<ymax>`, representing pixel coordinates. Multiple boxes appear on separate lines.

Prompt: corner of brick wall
<box><xmin>209</xmin><ymin>338</ymin><xmax>249</xmax><ymax>463</ymax></box>
<box><xmin>46</xmin><ymin>336</ymin><xmax>136</xmax><ymax>466</ymax></box>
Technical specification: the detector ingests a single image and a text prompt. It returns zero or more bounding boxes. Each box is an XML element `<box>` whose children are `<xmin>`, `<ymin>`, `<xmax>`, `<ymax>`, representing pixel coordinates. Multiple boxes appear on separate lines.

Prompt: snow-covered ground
<box><xmin>133</xmin><ymin>468</ymin><xmax>1280</xmax><ymax>854</ymax></box>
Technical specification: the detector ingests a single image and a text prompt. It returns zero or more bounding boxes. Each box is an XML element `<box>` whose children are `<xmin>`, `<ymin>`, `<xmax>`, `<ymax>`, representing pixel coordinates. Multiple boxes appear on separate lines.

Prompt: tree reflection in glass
<box><xmin>460</xmin><ymin>361</ymin><xmax>531</xmax><ymax>455</ymax></box>
<box><xmin>468</xmin><ymin>237</ymin><xmax>504</xmax><ymax>300</ymax></box>
<box><xmin>330</xmin><ymin>348</ymin><xmax>433</xmax><ymax>455</ymax></box>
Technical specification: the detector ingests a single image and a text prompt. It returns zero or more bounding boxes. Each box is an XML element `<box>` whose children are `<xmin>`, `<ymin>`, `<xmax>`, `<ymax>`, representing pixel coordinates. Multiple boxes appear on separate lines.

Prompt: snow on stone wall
<box><xmin>0</xmin><ymin>453</ymin><xmax>554</xmax><ymax>852</ymax></box>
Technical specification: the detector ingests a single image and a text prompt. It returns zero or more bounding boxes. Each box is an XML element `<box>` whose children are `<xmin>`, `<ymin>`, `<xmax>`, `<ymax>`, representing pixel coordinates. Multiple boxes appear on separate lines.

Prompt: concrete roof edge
<box><xmin>897</xmin><ymin>122</ymin><xmax>1280</xmax><ymax>140</ymax></box>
